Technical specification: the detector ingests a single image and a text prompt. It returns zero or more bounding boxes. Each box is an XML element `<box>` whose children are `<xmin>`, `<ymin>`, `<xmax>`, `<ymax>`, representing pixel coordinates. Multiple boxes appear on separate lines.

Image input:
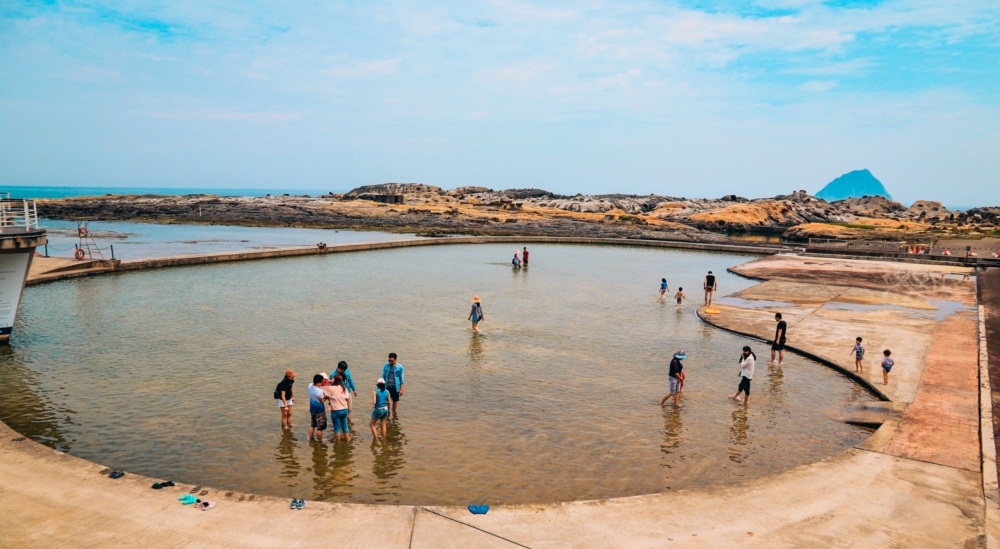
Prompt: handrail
<box><xmin>0</xmin><ymin>198</ymin><xmax>41</xmax><ymax>231</ymax></box>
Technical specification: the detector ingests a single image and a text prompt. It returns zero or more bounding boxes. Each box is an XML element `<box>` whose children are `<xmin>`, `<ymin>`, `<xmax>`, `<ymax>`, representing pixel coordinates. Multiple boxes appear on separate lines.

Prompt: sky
<box><xmin>1</xmin><ymin>1</ymin><xmax>998</xmax><ymax>206</ymax></box>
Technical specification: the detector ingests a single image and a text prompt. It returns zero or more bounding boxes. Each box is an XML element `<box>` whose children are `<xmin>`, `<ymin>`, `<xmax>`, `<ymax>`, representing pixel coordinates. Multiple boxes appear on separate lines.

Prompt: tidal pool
<box><xmin>1</xmin><ymin>243</ymin><xmax>875</xmax><ymax>505</ymax></box>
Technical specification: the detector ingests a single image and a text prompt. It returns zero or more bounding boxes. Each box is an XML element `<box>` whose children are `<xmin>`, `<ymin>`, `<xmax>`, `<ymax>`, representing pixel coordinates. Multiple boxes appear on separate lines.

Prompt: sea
<box><xmin>1</xmin><ymin>184</ymin><xmax>341</xmax><ymax>200</ymax></box>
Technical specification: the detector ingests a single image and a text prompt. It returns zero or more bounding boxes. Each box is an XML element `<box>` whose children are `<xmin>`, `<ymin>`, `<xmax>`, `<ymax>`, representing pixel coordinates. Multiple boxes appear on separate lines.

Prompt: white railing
<box><xmin>0</xmin><ymin>198</ymin><xmax>41</xmax><ymax>231</ymax></box>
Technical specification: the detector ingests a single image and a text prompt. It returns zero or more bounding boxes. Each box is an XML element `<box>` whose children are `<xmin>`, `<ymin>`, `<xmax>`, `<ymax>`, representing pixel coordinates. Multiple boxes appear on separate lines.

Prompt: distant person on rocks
<box><xmin>674</xmin><ymin>287</ymin><xmax>685</xmax><ymax>306</ymax></box>
<box><xmin>729</xmin><ymin>346</ymin><xmax>756</xmax><ymax>405</ymax></box>
<box><xmin>324</xmin><ymin>373</ymin><xmax>352</xmax><ymax>442</ymax></box>
<box><xmin>512</xmin><ymin>250</ymin><xmax>521</xmax><ymax>268</ymax></box>
<box><xmin>370</xmin><ymin>377</ymin><xmax>390</xmax><ymax>441</ymax></box>
<box><xmin>704</xmin><ymin>271</ymin><xmax>718</xmax><ymax>306</ymax></box>
<box><xmin>469</xmin><ymin>295</ymin><xmax>485</xmax><ymax>333</ymax></box>
<box><xmin>850</xmin><ymin>337</ymin><xmax>865</xmax><ymax>373</ymax></box>
<box><xmin>770</xmin><ymin>313</ymin><xmax>787</xmax><ymax>365</ymax></box>
<box><xmin>307</xmin><ymin>373</ymin><xmax>328</xmax><ymax>442</ymax></box>
<box><xmin>382</xmin><ymin>353</ymin><xmax>405</xmax><ymax>414</ymax></box>
<box><xmin>659</xmin><ymin>350</ymin><xmax>687</xmax><ymax>406</ymax></box>
<box><xmin>659</xmin><ymin>278</ymin><xmax>669</xmax><ymax>299</ymax></box>
<box><xmin>274</xmin><ymin>369</ymin><xmax>295</xmax><ymax>430</ymax></box>
<box><xmin>522</xmin><ymin>246</ymin><xmax>529</xmax><ymax>266</ymax></box>
<box><xmin>331</xmin><ymin>361</ymin><xmax>358</xmax><ymax>418</ymax></box>
<box><xmin>881</xmin><ymin>349</ymin><xmax>894</xmax><ymax>385</ymax></box>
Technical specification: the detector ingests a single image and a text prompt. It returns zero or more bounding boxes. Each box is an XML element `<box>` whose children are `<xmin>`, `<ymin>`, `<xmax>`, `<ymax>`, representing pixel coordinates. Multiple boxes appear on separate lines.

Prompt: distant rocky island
<box><xmin>37</xmin><ymin>183</ymin><xmax>1000</xmax><ymax>243</ymax></box>
<box><xmin>816</xmin><ymin>169</ymin><xmax>892</xmax><ymax>202</ymax></box>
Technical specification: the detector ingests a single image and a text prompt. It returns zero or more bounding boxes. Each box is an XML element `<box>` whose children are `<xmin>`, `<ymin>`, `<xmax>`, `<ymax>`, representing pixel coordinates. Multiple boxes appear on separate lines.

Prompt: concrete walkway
<box><xmin>2</xmin><ymin>252</ymin><xmax>996</xmax><ymax>547</ymax></box>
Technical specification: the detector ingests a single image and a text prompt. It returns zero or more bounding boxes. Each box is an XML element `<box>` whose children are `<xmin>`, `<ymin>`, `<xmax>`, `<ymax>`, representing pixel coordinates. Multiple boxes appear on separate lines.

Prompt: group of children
<box><xmin>851</xmin><ymin>337</ymin><xmax>895</xmax><ymax>385</ymax></box>
<box><xmin>273</xmin><ymin>353</ymin><xmax>407</xmax><ymax>443</ymax></box>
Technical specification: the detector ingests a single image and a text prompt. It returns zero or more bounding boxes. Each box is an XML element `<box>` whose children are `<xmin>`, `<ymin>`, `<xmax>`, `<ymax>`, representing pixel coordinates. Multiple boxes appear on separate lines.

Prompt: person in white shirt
<box><xmin>729</xmin><ymin>345</ymin><xmax>756</xmax><ymax>405</ymax></box>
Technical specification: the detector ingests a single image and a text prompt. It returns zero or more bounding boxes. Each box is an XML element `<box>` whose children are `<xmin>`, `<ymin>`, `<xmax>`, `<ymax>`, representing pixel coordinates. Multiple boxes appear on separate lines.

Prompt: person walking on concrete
<box><xmin>382</xmin><ymin>353</ymin><xmax>405</xmax><ymax>414</ymax></box>
<box><xmin>659</xmin><ymin>350</ymin><xmax>687</xmax><ymax>406</ymax></box>
<box><xmin>704</xmin><ymin>271</ymin><xmax>718</xmax><ymax>306</ymax></box>
<box><xmin>850</xmin><ymin>337</ymin><xmax>865</xmax><ymax>373</ymax></box>
<box><xmin>469</xmin><ymin>295</ymin><xmax>485</xmax><ymax>333</ymax></box>
<box><xmin>881</xmin><ymin>349</ymin><xmax>894</xmax><ymax>385</ymax></box>
<box><xmin>274</xmin><ymin>369</ymin><xmax>296</xmax><ymax>430</ymax></box>
<box><xmin>771</xmin><ymin>313</ymin><xmax>787</xmax><ymax>365</ymax></box>
<box><xmin>729</xmin><ymin>346</ymin><xmax>756</xmax><ymax>405</ymax></box>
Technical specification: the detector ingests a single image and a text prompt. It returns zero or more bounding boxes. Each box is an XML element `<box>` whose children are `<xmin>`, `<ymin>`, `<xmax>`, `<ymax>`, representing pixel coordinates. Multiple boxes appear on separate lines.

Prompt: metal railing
<box><xmin>807</xmin><ymin>238</ymin><xmax>909</xmax><ymax>253</ymax></box>
<box><xmin>0</xmin><ymin>198</ymin><xmax>41</xmax><ymax>232</ymax></box>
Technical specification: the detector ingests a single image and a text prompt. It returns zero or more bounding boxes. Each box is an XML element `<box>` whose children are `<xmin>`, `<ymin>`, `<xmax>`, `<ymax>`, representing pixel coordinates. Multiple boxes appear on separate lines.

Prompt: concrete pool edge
<box><xmin>3</xmin><ymin>246</ymin><xmax>995</xmax><ymax>546</ymax></box>
<box><xmin>25</xmin><ymin>235</ymin><xmax>787</xmax><ymax>286</ymax></box>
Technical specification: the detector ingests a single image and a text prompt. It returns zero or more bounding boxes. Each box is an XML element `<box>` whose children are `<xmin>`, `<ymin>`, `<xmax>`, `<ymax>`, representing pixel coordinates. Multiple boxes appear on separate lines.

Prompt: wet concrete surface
<box><xmin>981</xmin><ymin>267</ymin><xmax>1000</xmax><ymax>489</ymax></box>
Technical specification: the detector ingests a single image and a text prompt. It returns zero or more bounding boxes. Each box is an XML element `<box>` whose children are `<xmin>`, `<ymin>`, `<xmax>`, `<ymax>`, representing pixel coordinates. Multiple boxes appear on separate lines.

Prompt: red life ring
<box><xmin>78</xmin><ymin>227</ymin><xmax>89</xmax><ymax>237</ymax></box>
<box><xmin>74</xmin><ymin>248</ymin><xmax>86</xmax><ymax>260</ymax></box>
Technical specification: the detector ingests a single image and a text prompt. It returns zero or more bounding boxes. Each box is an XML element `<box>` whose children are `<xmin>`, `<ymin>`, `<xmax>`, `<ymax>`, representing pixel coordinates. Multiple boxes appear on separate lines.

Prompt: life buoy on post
<box><xmin>78</xmin><ymin>227</ymin><xmax>88</xmax><ymax>238</ymax></box>
<box><xmin>74</xmin><ymin>248</ymin><xmax>86</xmax><ymax>260</ymax></box>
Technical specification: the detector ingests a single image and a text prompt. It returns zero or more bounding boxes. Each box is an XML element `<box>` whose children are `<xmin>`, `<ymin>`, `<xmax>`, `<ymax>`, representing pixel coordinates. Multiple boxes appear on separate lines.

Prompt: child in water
<box><xmin>674</xmin><ymin>287</ymin><xmax>685</xmax><ymax>306</ymax></box>
<box><xmin>850</xmin><ymin>337</ymin><xmax>865</xmax><ymax>373</ymax></box>
<box><xmin>659</xmin><ymin>278</ymin><xmax>668</xmax><ymax>299</ymax></box>
<box><xmin>370</xmin><ymin>378</ymin><xmax>390</xmax><ymax>441</ymax></box>
<box><xmin>881</xmin><ymin>349</ymin><xmax>894</xmax><ymax>385</ymax></box>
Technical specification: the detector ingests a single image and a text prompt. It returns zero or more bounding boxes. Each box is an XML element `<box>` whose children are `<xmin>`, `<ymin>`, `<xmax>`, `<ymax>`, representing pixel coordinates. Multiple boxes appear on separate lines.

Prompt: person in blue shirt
<box><xmin>307</xmin><ymin>373</ymin><xmax>328</xmax><ymax>441</ymax></box>
<box><xmin>659</xmin><ymin>278</ymin><xmax>669</xmax><ymax>299</ymax></box>
<box><xmin>381</xmin><ymin>352</ymin><xmax>405</xmax><ymax>414</ymax></box>
<box><xmin>370</xmin><ymin>377</ymin><xmax>390</xmax><ymax>441</ymax></box>
<box><xmin>331</xmin><ymin>360</ymin><xmax>358</xmax><ymax>417</ymax></box>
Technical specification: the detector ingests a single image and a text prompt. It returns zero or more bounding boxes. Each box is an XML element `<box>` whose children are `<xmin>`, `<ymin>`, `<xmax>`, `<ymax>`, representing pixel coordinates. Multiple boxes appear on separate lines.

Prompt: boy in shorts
<box><xmin>370</xmin><ymin>378</ymin><xmax>390</xmax><ymax>441</ymax></box>
<box><xmin>881</xmin><ymin>349</ymin><xmax>894</xmax><ymax>385</ymax></box>
<box><xmin>850</xmin><ymin>337</ymin><xmax>865</xmax><ymax>373</ymax></box>
<box><xmin>307</xmin><ymin>373</ymin><xmax>328</xmax><ymax>441</ymax></box>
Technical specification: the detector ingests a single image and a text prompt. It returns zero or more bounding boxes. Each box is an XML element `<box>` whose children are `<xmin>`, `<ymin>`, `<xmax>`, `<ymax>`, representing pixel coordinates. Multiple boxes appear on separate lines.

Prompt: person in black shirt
<box><xmin>659</xmin><ymin>350</ymin><xmax>687</xmax><ymax>406</ymax></box>
<box><xmin>771</xmin><ymin>313</ymin><xmax>787</xmax><ymax>365</ymax></box>
<box><xmin>274</xmin><ymin>369</ymin><xmax>296</xmax><ymax>429</ymax></box>
<box><xmin>703</xmin><ymin>271</ymin><xmax>718</xmax><ymax>306</ymax></box>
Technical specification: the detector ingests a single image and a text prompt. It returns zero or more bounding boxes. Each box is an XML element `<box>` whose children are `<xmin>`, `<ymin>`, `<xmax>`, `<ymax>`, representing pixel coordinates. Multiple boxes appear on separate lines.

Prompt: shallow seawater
<box><xmin>1</xmin><ymin>243</ymin><xmax>875</xmax><ymax>505</ymax></box>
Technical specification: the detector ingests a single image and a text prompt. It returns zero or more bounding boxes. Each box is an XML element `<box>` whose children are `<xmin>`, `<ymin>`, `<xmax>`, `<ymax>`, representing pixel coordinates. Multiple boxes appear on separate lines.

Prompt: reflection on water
<box><xmin>729</xmin><ymin>407</ymin><xmax>751</xmax><ymax>464</ymax></box>
<box><xmin>275</xmin><ymin>430</ymin><xmax>301</xmax><ymax>485</ymax></box>
<box><xmin>2</xmin><ymin>243</ymin><xmax>876</xmax><ymax>504</ymax></box>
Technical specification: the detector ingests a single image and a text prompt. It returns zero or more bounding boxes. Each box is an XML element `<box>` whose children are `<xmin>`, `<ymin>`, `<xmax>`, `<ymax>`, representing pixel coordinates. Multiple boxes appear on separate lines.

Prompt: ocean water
<box><xmin>1</xmin><ymin>184</ymin><xmax>341</xmax><ymax>200</ymax></box>
<box><xmin>2</xmin><ymin>243</ymin><xmax>875</xmax><ymax>505</ymax></box>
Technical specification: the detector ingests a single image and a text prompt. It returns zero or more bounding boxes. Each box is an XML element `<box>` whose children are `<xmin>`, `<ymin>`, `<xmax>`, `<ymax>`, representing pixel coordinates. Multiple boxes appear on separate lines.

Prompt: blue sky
<box><xmin>1</xmin><ymin>1</ymin><xmax>998</xmax><ymax>206</ymax></box>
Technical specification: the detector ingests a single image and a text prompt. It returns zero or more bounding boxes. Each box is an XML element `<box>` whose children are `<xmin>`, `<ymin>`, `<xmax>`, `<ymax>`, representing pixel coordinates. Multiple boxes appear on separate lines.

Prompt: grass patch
<box><xmin>828</xmin><ymin>222</ymin><xmax>876</xmax><ymax>230</ymax></box>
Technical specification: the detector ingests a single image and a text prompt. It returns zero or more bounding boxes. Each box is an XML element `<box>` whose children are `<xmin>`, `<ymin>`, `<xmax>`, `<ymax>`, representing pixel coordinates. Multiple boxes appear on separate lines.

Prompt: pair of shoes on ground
<box><xmin>108</xmin><ymin>469</ymin><xmax>125</xmax><ymax>479</ymax></box>
<box><xmin>468</xmin><ymin>504</ymin><xmax>489</xmax><ymax>515</ymax></box>
<box><xmin>290</xmin><ymin>499</ymin><xmax>306</xmax><ymax>510</ymax></box>
<box><xmin>151</xmin><ymin>480</ymin><xmax>175</xmax><ymax>489</ymax></box>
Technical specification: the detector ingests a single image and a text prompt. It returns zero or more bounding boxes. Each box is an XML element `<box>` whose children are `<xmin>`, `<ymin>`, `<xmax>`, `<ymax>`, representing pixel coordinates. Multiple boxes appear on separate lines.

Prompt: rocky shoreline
<box><xmin>37</xmin><ymin>184</ymin><xmax>1000</xmax><ymax>243</ymax></box>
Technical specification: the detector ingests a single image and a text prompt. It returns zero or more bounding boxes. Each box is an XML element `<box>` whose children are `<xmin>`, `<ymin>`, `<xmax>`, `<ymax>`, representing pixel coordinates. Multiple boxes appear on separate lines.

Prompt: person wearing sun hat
<box><xmin>468</xmin><ymin>295</ymin><xmax>485</xmax><ymax>333</ymax></box>
<box><xmin>659</xmin><ymin>349</ymin><xmax>687</xmax><ymax>406</ymax></box>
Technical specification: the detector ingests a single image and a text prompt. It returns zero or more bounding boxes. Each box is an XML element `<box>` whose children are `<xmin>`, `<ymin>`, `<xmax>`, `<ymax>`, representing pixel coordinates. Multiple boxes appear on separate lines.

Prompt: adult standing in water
<box><xmin>382</xmin><ymin>352</ymin><xmax>405</xmax><ymax>414</ymax></box>
<box><xmin>512</xmin><ymin>250</ymin><xmax>521</xmax><ymax>268</ymax></box>
<box><xmin>324</xmin><ymin>373</ymin><xmax>352</xmax><ymax>442</ymax></box>
<box><xmin>659</xmin><ymin>349</ymin><xmax>687</xmax><ymax>406</ymax></box>
<box><xmin>771</xmin><ymin>313</ymin><xmax>787</xmax><ymax>365</ymax></box>
<box><xmin>729</xmin><ymin>345</ymin><xmax>756</xmax><ymax>405</ymax></box>
<box><xmin>704</xmin><ymin>270</ymin><xmax>718</xmax><ymax>306</ymax></box>
<box><xmin>469</xmin><ymin>295</ymin><xmax>485</xmax><ymax>333</ymax></box>
<box><xmin>522</xmin><ymin>246</ymin><xmax>529</xmax><ymax>266</ymax></box>
<box><xmin>274</xmin><ymin>369</ymin><xmax>295</xmax><ymax>430</ymax></box>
